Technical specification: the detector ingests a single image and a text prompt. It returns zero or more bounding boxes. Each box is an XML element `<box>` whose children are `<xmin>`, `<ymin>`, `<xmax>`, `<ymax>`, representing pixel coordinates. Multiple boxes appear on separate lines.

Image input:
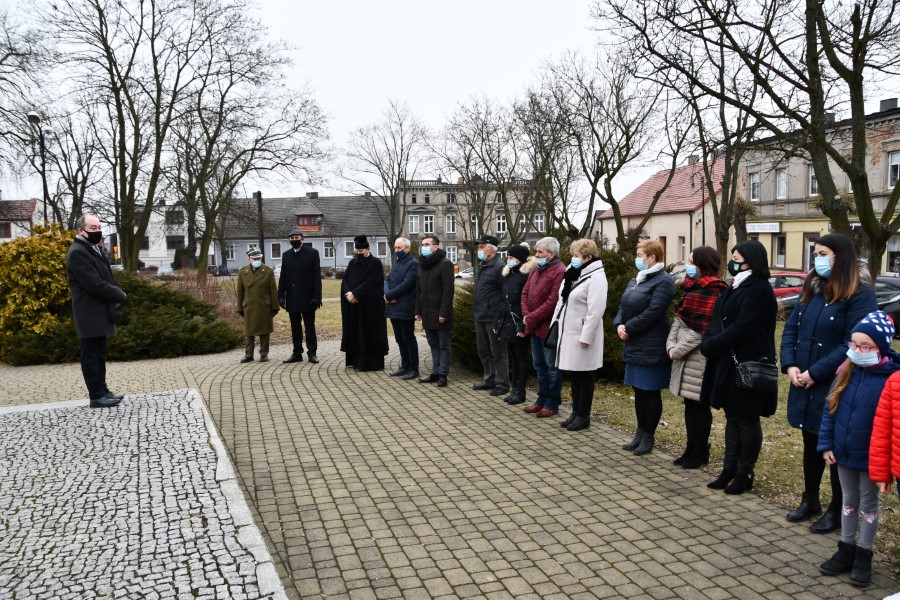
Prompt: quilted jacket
<box><xmin>870</xmin><ymin>371</ymin><xmax>900</xmax><ymax>483</ymax></box>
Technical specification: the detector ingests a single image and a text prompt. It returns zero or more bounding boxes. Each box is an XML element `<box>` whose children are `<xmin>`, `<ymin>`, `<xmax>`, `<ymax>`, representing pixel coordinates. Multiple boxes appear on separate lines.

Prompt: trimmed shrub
<box><xmin>597</xmin><ymin>249</ymin><xmax>635</xmax><ymax>380</ymax></box>
<box><xmin>451</xmin><ymin>281</ymin><xmax>481</xmax><ymax>372</ymax></box>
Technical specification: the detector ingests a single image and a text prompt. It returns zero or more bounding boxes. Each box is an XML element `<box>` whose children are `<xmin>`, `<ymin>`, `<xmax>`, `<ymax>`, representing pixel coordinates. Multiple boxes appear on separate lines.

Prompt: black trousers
<box><xmin>684</xmin><ymin>400</ymin><xmax>713</xmax><ymax>446</ymax></box>
<box><xmin>288</xmin><ymin>310</ymin><xmax>317</xmax><ymax>355</ymax></box>
<box><xmin>634</xmin><ymin>387</ymin><xmax>663</xmax><ymax>434</ymax></box>
<box><xmin>802</xmin><ymin>429</ymin><xmax>842</xmax><ymax>509</ymax></box>
<box><xmin>80</xmin><ymin>336</ymin><xmax>109</xmax><ymax>400</ymax></box>
<box><xmin>723</xmin><ymin>414</ymin><xmax>763</xmax><ymax>475</ymax></box>
<box><xmin>567</xmin><ymin>370</ymin><xmax>596</xmax><ymax>417</ymax></box>
<box><xmin>507</xmin><ymin>341</ymin><xmax>530</xmax><ymax>393</ymax></box>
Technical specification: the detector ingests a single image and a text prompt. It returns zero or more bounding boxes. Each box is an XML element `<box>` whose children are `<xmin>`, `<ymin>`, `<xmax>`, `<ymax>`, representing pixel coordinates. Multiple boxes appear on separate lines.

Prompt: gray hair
<box><xmin>74</xmin><ymin>215</ymin><xmax>88</xmax><ymax>231</ymax></box>
<box><xmin>395</xmin><ymin>237</ymin><xmax>411</xmax><ymax>249</ymax></box>
<box><xmin>535</xmin><ymin>236</ymin><xmax>559</xmax><ymax>255</ymax></box>
<box><xmin>484</xmin><ymin>244</ymin><xmax>497</xmax><ymax>253</ymax></box>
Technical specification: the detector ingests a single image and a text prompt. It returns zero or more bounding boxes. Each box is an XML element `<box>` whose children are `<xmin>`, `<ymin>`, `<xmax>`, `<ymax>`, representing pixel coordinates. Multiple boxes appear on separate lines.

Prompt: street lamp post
<box><xmin>27</xmin><ymin>111</ymin><xmax>50</xmax><ymax>224</ymax></box>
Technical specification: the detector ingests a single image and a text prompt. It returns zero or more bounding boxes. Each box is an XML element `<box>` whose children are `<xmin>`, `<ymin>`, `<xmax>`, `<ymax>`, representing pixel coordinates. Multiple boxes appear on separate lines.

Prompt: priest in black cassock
<box><xmin>341</xmin><ymin>235</ymin><xmax>390</xmax><ymax>371</ymax></box>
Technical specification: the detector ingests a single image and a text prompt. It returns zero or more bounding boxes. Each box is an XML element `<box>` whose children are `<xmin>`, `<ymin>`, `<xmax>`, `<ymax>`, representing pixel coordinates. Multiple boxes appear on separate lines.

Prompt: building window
<box><xmin>166</xmin><ymin>235</ymin><xmax>185</xmax><ymax>250</ymax></box>
<box><xmin>140</xmin><ymin>236</ymin><xmax>150</xmax><ymax>251</ymax></box>
<box><xmin>270</xmin><ymin>243</ymin><xmax>281</xmax><ymax>259</ymax></box>
<box><xmin>377</xmin><ymin>241</ymin><xmax>388</xmax><ymax>256</ymax></box>
<box><xmin>424</xmin><ymin>214</ymin><xmax>434</xmax><ymax>234</ymax></box>
<box><xmin>471</xmin><ymin>215</ymin><xmax>479</xmax><ymax>235</ymax></box>
<box><xmin>808</xmin><ymin>165</ymin><xmax>818</xmax><ymax>196</ymax></box>
<box><xmin>678</xmin><ymin>236</ymin><xmax>686</xmax><ymax>262</ymax></box>
<box><xmin>324</xmin><ymin>241</ymin><xmax>335</xmax><ymax>258</ymax></box>
<box><xmin>411</xmin><ymin>194</ymin><xmax>417</xmax><ymax>204</ymax></box>
<box><xmin>534</xmin><ymin>214</ymin><xmax>545</xmax><ymax>233</ymax></box>
<box><xmin>496</xmin><ymin>214</ymin><xmax>507</xmax><ymax>233</ymax></box>
<box><xmin>446</xmin><ymin>215</ymin><xmax>456</xmax><ymax>234</ymax></box>
<box><xmin>749</xmin><ymin>172</ymin><xmax>760</xmax><ymax>201</ymax></box>
<box><xmin>775</xmin><ymin>168</ymin><xmax>787</xmax><ymax>199</ymax></box>
<box><xmin>889</xmin><ymin>151</ymin><xmax>900</xmax><ymax>187</ymax></box>
<box><xmin>165</xmin><ymin>210</ymin><xmax>184</xmax><ymax>226</ymax></box>
<box><xmin>344</xmin><ymin>241</ymin><xmax>354</xmax><ymax>257</ymax></box>
<box><xmin>447</xmin><ymin>193</ymin><xmax>456</xmax><ymax>203</ymax></box>
<box><xmin>446</xmin><ymin>246</ymin><xmax>457</xmax><ymax>264</ymax></box>
<box><xmin>408</xmin><ymin>215</ymin><xmax>419</xmax><ymax>234</ymax></box>
<box><xmin>425</xmin><ymin>194</ymin><xmax>430</xmax><ymax>204</ymax></box>
<box><xmin>775</xmin><ymin>235</ymin><xmax>787</xmax><ymax>267</ymax></box>
<box><xmin>0</xmin><ymin>222</ymin><xmax>11</xmax><ymax>238</ymax></box>
<box><xmin>226</xmin><ymin>244</ymin><xmax>235</xmax><ymax>261</ymax></box>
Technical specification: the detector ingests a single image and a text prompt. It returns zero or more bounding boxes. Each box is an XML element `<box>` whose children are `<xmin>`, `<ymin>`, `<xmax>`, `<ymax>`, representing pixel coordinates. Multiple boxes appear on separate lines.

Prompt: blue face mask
<box><xmin>420</xmin><ymin>246</ymin><xmax>432</xmax><ymax>257</ymax></box>
<box><xmin>251</xmin><ymin>261</ymin><xmax>262</xmax><ymax>269</ymax></box>
<box><xmin>571</xmin><ymin>257</ymin><xmax>582</xmax><ymax>269</ymax></box>
<box><xmin>635</xmin><ymin>257</ymin><xmax>646</xmax><ymax>271</ymax></box>
<box><xmin>477</xmin><ymin>250</ymin><xmax>486</xmax><ymax>261</ymax></box>
<box><xmin>847</xmin><ymin>347</ymin><xmax>880</xmax><ymax>367</ymax></box>
<box><xmin>814</xmin><ymin>256</ymin><xmax>832</xmax><ymax>278</ymax></box>
<box><xmin>507</xmin><ymin>260</ymin><xmax>517</xmax><ymax>269</ymax></box>
<box><xmin>685</xmin><ymin>265</ymin><xmax>698</xmax><ymax>278</ymax></box>
<box><xmin>536</xmin><ymin>257</ymin><xmax>547</xmax><ymax>267</ymax></box>
<box><xmin>395</xmin><ymin>250</ymin><xmax>406</xmax><ymax>260</ymax></box>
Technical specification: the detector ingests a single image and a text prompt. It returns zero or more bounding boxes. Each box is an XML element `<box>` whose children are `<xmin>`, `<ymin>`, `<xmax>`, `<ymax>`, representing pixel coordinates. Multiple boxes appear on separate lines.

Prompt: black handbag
<box><xmin>543</xmin><ymin>321</ymin><xmax>559</xmax><ymax>349</ymax></box>
<box><xmin>732</xmin><ymin>351</ymin><xmax>778</xmax><ymax>393</ymax></box>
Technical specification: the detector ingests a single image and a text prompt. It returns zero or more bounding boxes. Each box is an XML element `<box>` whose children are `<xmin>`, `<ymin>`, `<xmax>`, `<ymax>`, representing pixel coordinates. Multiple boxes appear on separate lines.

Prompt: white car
<box><xmin>455</xmin><ymin>267</ymin><xmax>474</xmax><ymax>279</ymax></box>
<box><xmin>156</xmin><ymin>266</ymin><xmax>174</xmax><ymax>278</ymax></box>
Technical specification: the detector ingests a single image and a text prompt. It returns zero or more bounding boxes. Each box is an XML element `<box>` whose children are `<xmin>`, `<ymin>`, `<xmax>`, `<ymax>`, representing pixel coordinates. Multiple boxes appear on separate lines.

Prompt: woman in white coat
<box><xmin>553</xmin><ymin>238</ymin><xmax>609</xmax><ymax>431</ymax></box>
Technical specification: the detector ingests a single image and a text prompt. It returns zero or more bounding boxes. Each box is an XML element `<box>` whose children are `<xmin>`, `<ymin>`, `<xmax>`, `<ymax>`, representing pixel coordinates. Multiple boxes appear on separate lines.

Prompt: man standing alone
<box><xmin>415</xmin><ymin>235</ymin><xmax>454</xmax><ymax>387</ymax></box>
<box><xmin>385</xmin><ymin>237</ymin><xmax>419</xmax><ymax>379</ymax></box>
<box><xmin>237</xmin><ymin>249</ymin><xmax>278</xmax><ymax>363</ymax></box>
<box><xmin>278</xmin><ymin>229</ymin><xmax>322</xmax><ymax>364</ymax></box>
<box><xmin>66</xmin><ymin>214</ymin><xmax>128</xmax><ymax>408</ymax></box>
<box><xmin>472</xmin><ymin>234</ymin><xmax>510</xmax><ymax>396</ymax></box>
<box><xmin>341</xmin><ymin>235</ymin><xmax>389</xmax><ymax>371</ymax></box>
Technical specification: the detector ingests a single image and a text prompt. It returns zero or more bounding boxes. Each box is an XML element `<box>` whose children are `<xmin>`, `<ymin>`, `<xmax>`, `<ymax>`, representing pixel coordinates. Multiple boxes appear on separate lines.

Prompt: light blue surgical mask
<box><xmin>477</xmin><ymin>250</ymin><xmax>486</xmax><ymax>261</ymax></box>
<box><xmin>251</xmin><ymin>261</ymin><xmax>262</xmax><ymax>269</ymax></box>
<box><xmin>420</xmin><ymin>246</ymin><xmax>432</xmax><ymax>257</ymax></box>
<box><xmin>536</xmin><ymin>257</ymin><xmax>547</xmax><ymax>267</ymax></box>
<box><xmin>570</xmin><ymin>257</ymin><xmax>582</xmax><ymax>269</ymax></box>
<box><xmin>635</xmin><ymin>257</ymin><xmax>646</xmax><ymax>271</ymax></box>
<box><xmin>814</xmin><ymin>256</ymin><xmax>832</xmax><ymax>278</ymax></box>
<box><xmin>847</xmin><ymin>348</ymin><xmax>880</xmax><ymax>367</ymax></box>
<box><xmin>685</xmin><ymin>265</ymin><xmax>698</xmax><ymax>278</ymax></box>
<box><xmin>507</xmin><ymin>260</ymin><xmax>517</xmax><ymax>269</ymax></box>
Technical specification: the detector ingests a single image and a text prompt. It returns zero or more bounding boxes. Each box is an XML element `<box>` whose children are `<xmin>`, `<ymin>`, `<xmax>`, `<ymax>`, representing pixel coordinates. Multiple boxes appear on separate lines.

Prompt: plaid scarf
<box><xmin>676</xmin><ymin>275</ymin><xmax>728</xmax><ymax>333</ymax></box>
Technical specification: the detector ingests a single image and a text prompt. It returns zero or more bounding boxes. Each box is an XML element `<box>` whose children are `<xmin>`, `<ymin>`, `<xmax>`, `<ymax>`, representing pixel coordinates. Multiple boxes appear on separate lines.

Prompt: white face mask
<box><xmin>251</xmin><ymin>260</ymin><xmax>262</xmax><ymax>269</ymax></box>
<box><xmin>846</xmin><ymin>347</ymin><xmax>880</xmax><ymax>367</ymax></box>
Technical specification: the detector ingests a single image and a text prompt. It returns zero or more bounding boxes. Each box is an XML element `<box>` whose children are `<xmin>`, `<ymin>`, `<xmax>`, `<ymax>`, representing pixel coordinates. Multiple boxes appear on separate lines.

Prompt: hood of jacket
<box><xmin>503</xmin><ymin>256</ymin><xmax>537</xmax><ymax>277</ymax></box>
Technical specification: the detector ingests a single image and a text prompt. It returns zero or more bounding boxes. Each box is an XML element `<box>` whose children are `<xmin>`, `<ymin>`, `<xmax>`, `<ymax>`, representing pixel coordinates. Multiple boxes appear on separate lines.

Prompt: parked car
<box><xmin>768</xmin><ymin>272</ymin><xmax>807</xmax><ymax>297</ymax></box>
<box><xmin>207</xmin><ymin>265</ymin><xmax>231</xmax><ymax>277</ymax></box>
<box><xmin>874</xmin><ymin>276</ymin><xmax>900</xmax><ymax>300</ymax></box>
<box><xmin>274</xmin><ymin>265</ymin><xmax>281</xmax><ymax>278</ymax></box>
<box><xmin>777</xmin><ymin>293</ymin><xmax>801</xmax><ymax>320</ymax></box>
<box><xmin>455</xmin><ymin>267</ymin><xmax>474</xmax><ymax>279</ymax></box>
<box><xmin>156</xmin><ymin>265</ymin><xmax>174</xmax><ymax>278</ymax></box>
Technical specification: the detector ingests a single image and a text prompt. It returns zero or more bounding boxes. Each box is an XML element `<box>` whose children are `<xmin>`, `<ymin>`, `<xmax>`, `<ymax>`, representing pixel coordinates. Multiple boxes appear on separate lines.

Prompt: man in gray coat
<box><xmin>65</xmin><ymin>214</ymin><xmax>128</xmax><ymax>408</ymax></box>
<box><xmin>472</xmin><ymin>234</ymin><xmax>510</xmax><ymax>396</ymax></box>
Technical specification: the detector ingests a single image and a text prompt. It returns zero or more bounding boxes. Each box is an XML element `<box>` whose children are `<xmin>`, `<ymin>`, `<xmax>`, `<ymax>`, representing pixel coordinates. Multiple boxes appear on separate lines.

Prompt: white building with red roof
<box><xmin>0</xmin><ymin>198</ymin><xmax>40</xmax><ymax>242</ymax></box>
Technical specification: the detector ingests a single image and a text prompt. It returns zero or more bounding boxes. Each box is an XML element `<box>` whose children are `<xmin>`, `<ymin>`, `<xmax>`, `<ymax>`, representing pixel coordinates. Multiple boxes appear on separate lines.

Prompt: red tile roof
<box><xmin>597</xmin><ymin>159</ymin><xmax>725</xmax><ymax>219</ymax></box>
<box><xmin>0</xmin><ymin>199</ymin><xmax>38</xmax><ymax>221</ymax></box>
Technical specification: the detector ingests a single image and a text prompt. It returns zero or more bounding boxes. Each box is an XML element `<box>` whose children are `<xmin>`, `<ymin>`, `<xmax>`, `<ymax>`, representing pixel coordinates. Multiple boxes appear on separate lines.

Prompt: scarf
<box><xmin>731</xmin><ymin>269</ymin><xmax>753</xmax><ymax>288</ymax></box>
<box><xmin>418</xmin><ymin>248</ymin><xmax>447</xmax><ymax>270</ymax></box>
<box><xmin>636</xmin><ymin>262</ymin><xmax>665</xmax><ymax>283</ymax></box>
<box><xmin>676</xmin><ymin>275</ymin><xmax>728</xmax><ymax>333</ymax></box>
<box><xmin>561</xmin><ymin>257</ymin><xmax>593</xmax><ymax>303</ymax></box>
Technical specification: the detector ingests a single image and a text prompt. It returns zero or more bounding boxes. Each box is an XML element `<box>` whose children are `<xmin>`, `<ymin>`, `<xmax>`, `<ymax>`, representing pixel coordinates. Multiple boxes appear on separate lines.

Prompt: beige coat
<box><xmin>237</xmin><ymin>264</ymin><xmax>278</xmax><ymax>336</ymax></box>
<box><xmin>666</xmin><ymin>316</ymin><xmax>705</xmax><ymax>401</ymax></box>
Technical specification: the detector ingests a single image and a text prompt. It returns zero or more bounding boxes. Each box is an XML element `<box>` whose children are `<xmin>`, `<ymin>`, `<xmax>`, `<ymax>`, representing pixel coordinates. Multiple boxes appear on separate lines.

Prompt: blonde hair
<box><xmin>637</xmin><ymin>240</ymin><xmax>665</xmax><ymax>264</ymax></box>
<box><xmin>826</xmin><ymin>359</ymin><xmax>854</xmax><ymax>414</ymax></box>
<box><xmin>570</xmin><ymin>238</ymin><xmax>599</xmax><ymax>258</ymax></box>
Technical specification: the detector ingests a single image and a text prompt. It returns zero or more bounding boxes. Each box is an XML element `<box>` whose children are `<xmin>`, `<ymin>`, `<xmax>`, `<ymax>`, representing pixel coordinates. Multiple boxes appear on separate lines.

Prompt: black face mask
<box><xmin>85</xmin><ymin>230</ymin><xmax>103</xmax><ymax>245</ymax></box>
<box><xmin>289</xmin><ymin>239</ymin><xmax>303</xmax><ymax>249</ymax></box>
<box><xmin>727</xmin><ymin>259</ymin><xmax>744</xmax><ymax>277</ymax></box>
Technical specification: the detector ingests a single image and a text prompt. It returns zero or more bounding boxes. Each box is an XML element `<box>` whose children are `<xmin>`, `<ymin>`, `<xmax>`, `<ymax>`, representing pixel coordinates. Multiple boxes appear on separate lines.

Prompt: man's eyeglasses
<box><xmin>847</xmin><ymin>341</ymin><xmax>877</xmax><ymax>353</ymax></box>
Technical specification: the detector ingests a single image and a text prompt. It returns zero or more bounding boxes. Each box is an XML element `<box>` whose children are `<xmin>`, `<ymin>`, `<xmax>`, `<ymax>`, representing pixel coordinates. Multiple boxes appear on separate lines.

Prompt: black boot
<box><xmin>850</xmin><ymin>547</ymin><xmax>873</xmax><ymax>587</ymax></box>
<box><xmin>786</xmin><ymin>493</ymin><xmax>823</xmax><ymax>523</ymax></box>
<box><xmin>566</xmin><ymin>415</ymin><xmax>590</xmax><ymax>431</ymax></box>
<box><xmin>507</xmin><ymin>387</ymin><xmax>525</xmax><ymax>405</ymax></box>
<box><xmin>820</xmin><ymin>541</ymin><xmax>856</xmax><ymax>576</ymax></box>
<box><xmin>633</xmin><ymin>432</ymin><xmax>655</xmax><ymax>455</ymax></box>
<box><xmin>622</xmin><ymin>429</ymin><xmax>644</xmax><ymax>450</ymax></box>
<box><xmin>724</xmin><ymin>471</ymin><xmax>754</xmax><ymax>495</ymax></box>
<box><xmin>560</xmin><ymin>413</ymin><xmax>575</xmax><ymax>428</ymax></box>
<box><xmin>707</xmin><ymin>469</ymin><xmax>736</xmax><ymax>490</ymax></box>
<box><xmin>681</xmin><ymin>444</ymin><xmax>710</xmax><ymax>470</ymax></box>
<box><xmin>673</xmin><ymin>441</ymin><xmax>695</xmax><ymax>466</ymax></box>
<box><xmin>504</xmin><ymin>390</ymin><xmax>522</xmax><ymax>404</ymax></box>
<box><xmin>810</xmin><ymin>501</ymin><xmax>841</xmax><ymax>534</ymax></box>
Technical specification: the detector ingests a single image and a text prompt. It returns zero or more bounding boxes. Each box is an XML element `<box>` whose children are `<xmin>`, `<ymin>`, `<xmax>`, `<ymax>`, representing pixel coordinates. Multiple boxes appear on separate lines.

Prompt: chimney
<box><xmin>880</xmin><ymin>98</ymin><xmax>898</xmax><ymax>112</ymax></box>
<box><xmin>306</xmin><ymin>192</ymin><xmax>318</xmax><ymax>199</ymax></box>
<box><xmin>687</xmin><ymin>155</ymin><xmax>699</xmax><ymax>165</ymax></box>
<box><xmin>364</xmin><ymin>191</ymin><xmax>371</xmax><ymax>196</ymax></box>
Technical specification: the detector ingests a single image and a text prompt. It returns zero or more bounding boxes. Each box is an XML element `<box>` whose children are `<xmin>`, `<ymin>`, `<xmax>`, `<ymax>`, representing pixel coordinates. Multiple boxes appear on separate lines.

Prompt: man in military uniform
<box><xmin>237</xmin><ymin>249</ymin><xmax>278</xmax><ymax>363</ymax></box>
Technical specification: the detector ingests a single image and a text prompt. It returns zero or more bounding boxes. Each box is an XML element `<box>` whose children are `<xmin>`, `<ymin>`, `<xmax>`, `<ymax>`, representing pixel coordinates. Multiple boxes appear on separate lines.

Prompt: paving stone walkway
<box><xmin>0</xmin><ymin>340</ymin><xmax>896</xmax><ymax>599</ymax></box>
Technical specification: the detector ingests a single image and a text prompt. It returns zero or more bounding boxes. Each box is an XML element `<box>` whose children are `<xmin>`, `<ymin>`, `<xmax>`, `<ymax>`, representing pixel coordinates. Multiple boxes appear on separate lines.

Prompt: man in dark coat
<box><xmin>237</xmin><ymin>249</ymin><xmax>279</xmax><ymax>363</ymax></box>
<box><xmin>65</xmin><ymin>214</ymin><xmax>128</xmax><ymax>408</ymax></box>
<box><xmin>341</xmin><ymin>235</ymin><xmax>389</xmax><ymax>371</ymax></box>
<box><xmin>278</xmin><ymin>229</ymin><xmax>322</xmax><ymax>364</ymax></box>
<box><xmin>384</xmin><ymin>237</ymin><xmax>419</xmax><ymax>379</ymax></box>
<box><xmin>472</xmin><ymin>234</ymin><xmax>510</xmax><ymax>396</ymax></box>
<box><xmin>414</xmin><ymin>235</ymin><xmax>454</xmax><ymax>387</ymax></box>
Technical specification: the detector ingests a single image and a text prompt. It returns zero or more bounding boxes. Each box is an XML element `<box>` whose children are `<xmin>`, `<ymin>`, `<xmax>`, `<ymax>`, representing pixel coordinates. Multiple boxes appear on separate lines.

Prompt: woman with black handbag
<box><xmin>495</xmin><ymin>244</ymin><xmax>536</xmax><ymax>405</ymax></box>
<box><xmin>699</xmin><ymin>240</ymin><xmax>778</xmax><ymax>495</ymax></box>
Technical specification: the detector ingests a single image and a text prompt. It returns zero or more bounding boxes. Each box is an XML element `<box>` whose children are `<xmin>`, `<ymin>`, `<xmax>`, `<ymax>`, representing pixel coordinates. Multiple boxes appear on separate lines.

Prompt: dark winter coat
<box><xmin>278</xmin><ymin>245</ymin><xmax>322</xmax><ymax>313</ymax></box>
<box><xmin>415</xmin><ymin>249</ymin><xmax>454</xmax><ymax>330</ymax></box>
<box><xmin>495</xmin><ymin>258</ymin><xmax>537</xmax><ymax>344</ymax></box>
<box><xmin>521</xmin><ymin>258</ymin><xmax>565</xmax><ymax>340</ymax></box>
<box><xmin>384</xmin><ymin>251</ymin><xmax>418</xmax><ymax>320</ymax></box>
<box><xmin>781</xmin><ymin>282</ymin><xmax>876</xmax><ymax>434</ymax></box>
<box><xmin>818</xmin><ymin>356</ymin><xmax>900</xmax><ymax>471</ymax></box>
<box><xmin>340</xmin><ymin>253</ymin><xmax>389</xmax><ymax>369</ymax></box>
<box><xmin>65</xmin><ymin>236</ymin><xmax>128</xmax><ymax>339</ymax></box>
<box><xmin>613</xmin><ymin>268</ymin><xmax>676</xmax><ymax>367</ymax></box>
<box><xmin>699</xmin><ymin>277</ymin><xmax>778</xmax><ymax>417</ymax></box>
<box><xmin>473</xmin><ymin>254</ymin><xmax>505</xmax><ymax>322</ymax></box>
<box><xmin>237</xmin><ymin>263</ymin><xmax>278</xmax><ymax>336</ymax></box>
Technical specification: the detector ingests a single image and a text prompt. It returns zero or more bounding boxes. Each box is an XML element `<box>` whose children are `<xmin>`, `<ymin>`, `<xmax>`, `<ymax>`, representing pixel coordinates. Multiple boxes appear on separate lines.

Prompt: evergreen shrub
<box><xmin>451</xmin><ymin>281</ymin><xmax>481</xmax><ymax>372</ymax></box>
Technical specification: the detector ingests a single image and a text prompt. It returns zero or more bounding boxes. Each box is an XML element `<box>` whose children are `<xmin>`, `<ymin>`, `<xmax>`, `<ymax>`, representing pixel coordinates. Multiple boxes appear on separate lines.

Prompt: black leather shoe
<box><xmin>419</xmin><ymin>374</ymin><xmax>439</xmax><ymax>383</ymax></box>
<box><xmin>560</xmin><ymin>414</ymin><xmax>575</xmax><ymax>428</ymax></box>
<box><xmin>437</xmin><ymin>376</ymin><xmax>448</xmax><ymax>387</ymax></box>
<box><xmin>307</xmin><ymin>354</ymin><xmax>319</xmax><ymax>364</ymax></box>
<box><xmin>472</xmin><ymin>382</ymin><xmax>494</xmax><ymax>391</ymax></box>
<box><xmin>402</xmin><ymin>371</ymin><xmax>420</xmax><ymax>380</ymax></box>
<box><xmin>490</xmin><ymin>387</ymin><xmax>510</xmax><ymax>397</ymax></box>
<box><xmin>389</xmin><ymin>368</ymin><xmax>407</xmax><ymax>377</ymax></box>
<box><xmin>787</xmin><ymin>494</ymin><xmax>823</xmax><ymax>522</ymax></box>
<box><xmin>105</xmin><ymin>391</ymin><xmax>124</xmax><ymax>401</ymax></box>
<box><xmin>810</xmin><ymin>509</ymin><xmax>841</xmax><ymax>534</ymax></box>
<box><xmin>259</xmin><ymin>356</ymin><xmax>269</xmax><ymax>362</ymax></box>
<box><xmin>566</xmin><ymin>416</ymin><xmax>590</xmax><ymax>431</ymax></box>
<box><xmin>90</xmin><ymin>394</ymin><xmax>122</xmax><ymax>408</ymax></box>
<box><xmin>240</xmin><ymin>356</ymin><xmax>254</xmax><ymax>363</ymax></box>
<box><xmin>282</xmin><ymin>354</ymin><xmax>303</xmax><ymax>364</ymax></box>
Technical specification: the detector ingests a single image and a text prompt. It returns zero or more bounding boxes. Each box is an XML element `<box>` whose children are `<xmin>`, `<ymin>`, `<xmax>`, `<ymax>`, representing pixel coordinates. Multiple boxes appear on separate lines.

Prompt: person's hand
<box><xmin>310</xmin><ymin>298</ymin><xmax>322</xmax><ymax>309</ymax></box>
<box><xmin>799</xmin><ymin>370</ymin><xmax>816</xmax><ymax>389</ymax></box>
<box><xmin>114</xmin><ymin>303</ymin><xmax>123</xmax><ymax>309</ymax></box>
<box><xmin>787</xmin><ymin>366</ymin><xmax>802</xmax><ymax>387</ymax></box>
<box><xmin>345</xmin><ymin>292</ymin><xmax>355</xmax><ymax>303</ymax></box>
<box><xmin>492</xmin><ymin>328</ymin><xmax>499</xmax><ymax>335</ymax></box>
<box><xmin>617</xmin><ymin>325</ymin><xmax>629</xmax><ymax>341</ymax></box>
<box><xmin>278</xmin><ymin>297</ymin><xmax>286</xmax><ymax>309</ymax></box>
<box><xmin>438</xmin><ymin>316</ymin><xmax>447</xmax><ymax>324</ymax></box>
<box><xmin>823</xmin><ymin>450</ymin><xmax>837</xmax><ymax>465</ymax></box>
<box><xmin>516</xmin><ymin>332</ymin><xmax>526</xmax><ymax>338</ymax></box>
<box><xmin>238</xmin><ymin>311</ymin><xmax>244</xmax><ymax>317</ymax></box>
<box><xmin>668</xmin><ymin>349</ymin><xmax>674</xmax><ymax>359</ymax></box>
<box><xmin>876</xmin><ymin>481</ymin><xmax>892</xmax><ymax>494</ymax></box>
<box><xmin>522</xmin><ymin>316</ymin><xmax>529</xmax><ymax>326</ymax></box>
<box><xmin>580</xmin><ymin>342</ymin><xmax>589</xmax><ymax>348</ymax></box>
<box><xmin>415</xmin><ymin>315</ymin><xmax>422</xmax><ymax>321</ymax></box>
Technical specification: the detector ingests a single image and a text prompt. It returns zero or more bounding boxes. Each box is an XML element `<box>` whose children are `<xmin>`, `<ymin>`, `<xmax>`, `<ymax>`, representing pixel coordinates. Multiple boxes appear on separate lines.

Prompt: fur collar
<box><xmin>503</xmin><ymin>256</ymin><xmax>537</xmax><ymax>277</ymax></box>
<box><xmin>807</xmin><ymin>262</ymin><xmax>872</xmax><ymax>295</ymax></box>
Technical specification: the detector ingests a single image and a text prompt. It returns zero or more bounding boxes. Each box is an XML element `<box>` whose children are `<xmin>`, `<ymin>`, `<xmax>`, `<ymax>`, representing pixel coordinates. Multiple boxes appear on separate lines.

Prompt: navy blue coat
<box><xmin>384</xmin><ymin>251</ymin><xmax>418</xmax><ymax>320</ymax></box>
<box><xmin>613</xmin><ymin>268</ymin><xmax>675</xmax><ymax>366</ymax></box>
<box><xmin>781</xmin><ymin>284</ymin><xmax>877</xmax><ymax>434</ymax></box>
<box><xmin>473</xmin><ymin>254</ymin><xmax>505</xmax><ymax>323</ymax></box>
<box><xmin>818</xmin><ymin>356</ymin><xmax>900</xmax><ymax>471</ymax></box>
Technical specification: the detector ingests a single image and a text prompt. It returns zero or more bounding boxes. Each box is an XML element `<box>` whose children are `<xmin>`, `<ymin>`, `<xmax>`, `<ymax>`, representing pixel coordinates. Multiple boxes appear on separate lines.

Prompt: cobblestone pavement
<box><xmin>0</xmin><ymin>340</ymin><xmax>896</xmax><ymax>599</ymax></box>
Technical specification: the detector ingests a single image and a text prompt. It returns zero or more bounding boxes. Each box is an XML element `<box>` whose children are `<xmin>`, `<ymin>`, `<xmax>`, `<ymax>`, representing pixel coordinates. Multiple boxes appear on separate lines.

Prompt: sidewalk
<box><xmin>0</xmin><ymin>340</ymin><xmax>895</xmax><ymax>599</ymax></box>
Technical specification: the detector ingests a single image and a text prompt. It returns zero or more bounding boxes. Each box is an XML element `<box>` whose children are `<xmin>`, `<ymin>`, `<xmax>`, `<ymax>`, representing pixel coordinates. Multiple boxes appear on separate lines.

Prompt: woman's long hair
<box><xmin>826</xmin><ymin>358</ymin><xmax>854</xmax><ymax>414</ymax></box>
<box><xmin>731</xmin><ymin>239</ymin><xmax>770</xmax><ymax>279</ymax></box>
<box><xmin>800</xmin><ymin>233</ymin><xmax>861</xmax><ymax>304</ymax></box>
<box><xmin>691</xmin><ymin>245</ymin><xmax>721</xmax><ymax>278</ymax></box>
